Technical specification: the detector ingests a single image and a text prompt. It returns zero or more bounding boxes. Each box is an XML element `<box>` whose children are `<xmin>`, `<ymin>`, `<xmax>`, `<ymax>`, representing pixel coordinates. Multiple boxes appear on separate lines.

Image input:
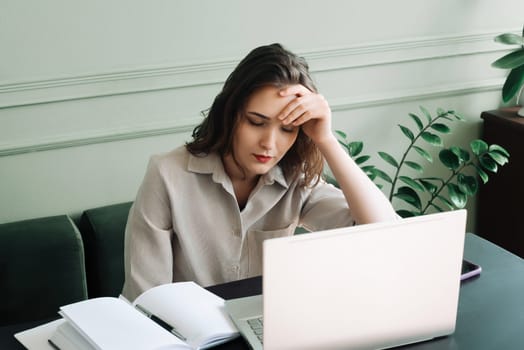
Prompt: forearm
<box><xmin>317</xmin><ymin>136</ymin><xmax>398</xmax><ymax>224</ymax></box>
<box><xmin>275</xmin><ymin>85</ymin><xmax>397</xmax><ymax>223</ymax></box>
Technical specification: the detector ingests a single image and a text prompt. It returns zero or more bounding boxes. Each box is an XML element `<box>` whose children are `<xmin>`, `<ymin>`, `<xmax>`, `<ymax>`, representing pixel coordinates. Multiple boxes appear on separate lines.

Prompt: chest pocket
<box><xmin>247</xmin><ymin>223</ymin><xmax>296</xmax><ymax>276</ymax></box>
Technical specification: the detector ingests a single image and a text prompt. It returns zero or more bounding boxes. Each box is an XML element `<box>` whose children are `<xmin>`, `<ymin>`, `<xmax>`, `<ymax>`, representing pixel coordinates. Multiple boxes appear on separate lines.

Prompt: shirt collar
<box><xmin>187</xmin><ymin>152</ymin><xmax>289</xmax><ymax>188</ymax></box>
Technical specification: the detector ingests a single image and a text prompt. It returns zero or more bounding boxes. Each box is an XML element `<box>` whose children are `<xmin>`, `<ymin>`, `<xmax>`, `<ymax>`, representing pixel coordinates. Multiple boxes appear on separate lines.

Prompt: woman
<box><xmin>122</xmin><ymin>43</ymin><xmax>397</xmax><ymax>301</ymax></box>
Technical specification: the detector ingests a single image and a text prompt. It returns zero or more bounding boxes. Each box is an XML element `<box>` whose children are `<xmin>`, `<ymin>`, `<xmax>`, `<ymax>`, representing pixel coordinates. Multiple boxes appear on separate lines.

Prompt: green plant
<box><xmin>335</xmin><ymin>106</ymin><xmax>510</xmax><ymax>218</ymax></box>
<box><xmin>327</xmin><ymin>137</ymin><xmax>379</xmax><ymax>186</ymax></box>
<box><xmin>492</xmin><ymin>25</ymin><xmax>524</xmax><ymax>103</ymax></box>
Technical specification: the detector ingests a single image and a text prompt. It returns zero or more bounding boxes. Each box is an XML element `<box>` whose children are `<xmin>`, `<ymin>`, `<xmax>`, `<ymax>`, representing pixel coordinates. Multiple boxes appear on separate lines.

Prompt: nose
<box><xmin>259</xmin><ymin>128</ymin><xmax>277</xmax><ymax>151</ymax></box>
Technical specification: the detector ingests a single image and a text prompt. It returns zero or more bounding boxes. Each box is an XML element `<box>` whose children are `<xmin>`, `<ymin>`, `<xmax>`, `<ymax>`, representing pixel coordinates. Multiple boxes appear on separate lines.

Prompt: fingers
<box><xmin>279</xmin><ymin>98</ymin><xmax>313</xmax><ymax>126</ymax></box>
<box><xmin>278</xmin><ymin>93</ymin><xmax>329</xmax><ymax>125</ymax></box>
<box><xmin>289</xmin><ymin>110</ymin><xmax>314</xmax><ymax>126</ymax></box>
<box><xmin>276</xmin><ymin>87</ymin><xmax>333</xmax><ymax>144</ymax></box>
<box><xmin>277</xmin><ymin>85</ymin><xmax>315</xmax><ymax>125</ymax></box>
<box><xmin>279</xmin><ymin>84</ymin><xmax>311</xmax><ymax>98</ymax></box>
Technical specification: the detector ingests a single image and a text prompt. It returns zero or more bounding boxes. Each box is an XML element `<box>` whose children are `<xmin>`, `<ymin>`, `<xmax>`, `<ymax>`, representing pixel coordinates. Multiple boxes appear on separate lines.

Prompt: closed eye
<box><xmin>247</xmin><ymin>118</ymin><xmax>264</xmax><ymax>126</ymax></box>
<box><xmin>281</xmin><ymin>126</ymin><xmax>296</xmax><ymax>133</ymax></box>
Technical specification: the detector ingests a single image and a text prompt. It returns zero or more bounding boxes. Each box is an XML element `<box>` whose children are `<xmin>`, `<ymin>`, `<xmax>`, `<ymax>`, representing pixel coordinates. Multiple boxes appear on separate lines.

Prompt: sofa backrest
<box><xmin>0</xmin><ymin>215</ymin><xmax>88</xmax><ymax>325</ymax></box>
<box><xmin>79</xmin><ymin>202</ymin><xmax>132</xmax><ymax>298</ymax></box>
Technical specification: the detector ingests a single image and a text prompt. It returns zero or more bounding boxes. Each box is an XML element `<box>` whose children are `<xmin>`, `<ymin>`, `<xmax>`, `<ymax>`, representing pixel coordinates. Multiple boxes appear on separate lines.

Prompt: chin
<box><xmin>251</xmin><ymin>164</ymin><xmax>274</xmax><ymax>176</ymax></box>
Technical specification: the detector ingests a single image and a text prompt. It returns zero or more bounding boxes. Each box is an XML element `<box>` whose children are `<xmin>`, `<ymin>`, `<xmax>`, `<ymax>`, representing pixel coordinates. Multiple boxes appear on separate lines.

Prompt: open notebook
<box><xmin>226</xmin><ymin>210</ymin><xmax>467</xmax><ymax>350</ymax></box>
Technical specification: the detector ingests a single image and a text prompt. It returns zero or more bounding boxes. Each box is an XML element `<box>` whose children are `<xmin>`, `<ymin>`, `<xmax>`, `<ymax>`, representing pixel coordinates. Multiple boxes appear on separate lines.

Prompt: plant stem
<box><xmin>421</xmin><ymin>161</ymin><xmax>473</xmax><ymax>214</ymax></box>
<box><xmin>388</xmin><ymin>111</ymin><xmax>451</xmax><ymax>201</ymax></box>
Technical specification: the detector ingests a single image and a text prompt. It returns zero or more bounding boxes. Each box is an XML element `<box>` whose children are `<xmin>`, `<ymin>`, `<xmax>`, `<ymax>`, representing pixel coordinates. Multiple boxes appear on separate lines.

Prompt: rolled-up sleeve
<box><xmin>122</xmin><ymin>156</ymin><xmax>174</xmax><ymax>301</ymax></box>
<box><xmin>299</xmin><ymin>181</ymin><xmax>355</xmax><ymax>232</ymax></box>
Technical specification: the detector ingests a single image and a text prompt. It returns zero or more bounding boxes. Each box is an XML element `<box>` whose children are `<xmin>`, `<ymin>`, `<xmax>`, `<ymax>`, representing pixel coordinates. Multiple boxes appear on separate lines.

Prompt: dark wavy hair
<box><xmin>186</xmin><ymin>43</ymin><xmax>324</xmax><ymax>187</ymax></box>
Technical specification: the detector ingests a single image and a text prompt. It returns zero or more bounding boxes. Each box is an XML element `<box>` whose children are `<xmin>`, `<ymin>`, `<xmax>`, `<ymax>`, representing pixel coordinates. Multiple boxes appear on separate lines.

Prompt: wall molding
<box><xmin>303</xmin><ymin>31</ymin><xmax>511</xmax><ymax>72</ymax></box>
<box><xmin>330</xmin><ymin>78</ymin><xmax>504</xmax><ymax>111</ymax></box>
<box><xmin>0</xmin><ymin>30</ymin><xmax>513</xmax><ymax>110</ymax></box>
<box><xmin>0</xmin><ymin>78</ymin><xmax>504</xmax><ymax>157</ymax></box>
<box><xmin>1</xmin><ymin>29</ymin><xmax>515</xmax><ymax>156</ymax></box>
<box><xmin>0</xmin><ymin>121</ymin><xmax>197</xmax><ymax>157</ymax></box>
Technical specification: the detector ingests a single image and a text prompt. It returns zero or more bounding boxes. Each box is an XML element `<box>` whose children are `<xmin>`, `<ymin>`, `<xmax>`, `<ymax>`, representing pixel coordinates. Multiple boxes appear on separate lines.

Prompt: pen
<box><xmin>48</xmin><ymin>339</ymin><xmax>61</xmax><ymax>350</ymax></box>
<box><xmin>135</xmin><ymin>304</ymin><xmax>187</xmax><ymax>341</ymax></box>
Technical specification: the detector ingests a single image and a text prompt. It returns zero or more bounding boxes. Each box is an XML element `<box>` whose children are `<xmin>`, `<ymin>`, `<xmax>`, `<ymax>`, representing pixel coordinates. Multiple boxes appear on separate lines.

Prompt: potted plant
<box><xmin>492</xmin><ymin>25</ymin><xmax>524</xmax><ymax>116</ymax></box>
<box><xmin>331</xmin><ymin>106</ymin><xmax>510</xmax><ymax>218</ymax></box>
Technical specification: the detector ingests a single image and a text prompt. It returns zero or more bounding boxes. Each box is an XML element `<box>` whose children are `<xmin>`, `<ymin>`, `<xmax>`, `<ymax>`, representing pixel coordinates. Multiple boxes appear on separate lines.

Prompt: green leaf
<box><xmin>335</xmin><ymin>130</ymin><xmax>347</xmax><ymax>139</ymax></box>
<box><xmin>502</xmin><ymin>65</ymin><xmax>524</xmax><ymax>102</ymax></box>
<box><xmin>492</xmin><ymin>49</ymin><xmax>524</xmax><ymax>69</ymax></box>
<box><xmin>488</xmin><ymin>151</ymin><xmax>509</xmax><ymax>166</ymax></box>
<box><xmin>436</xmin><ymin>195</ymin><xmax>455</xmax><ymax>210</ymax></box>
<box><xmin>450</xmin><ymin>146</ymin><xmax>470</xmax><ymax>162</ymax></box>
<box><xmin>394</xmin><ymin>187</ymin><xmax>422</xmax><ymax>210</ymax></box>
<box><xmin>470</xmin><ymin>139</ymin><xmax>488</xmax><ymax>156</ymax></box>
<box><xmin>420</xmin><ymin>106</ymin><xmax>432</xmax><ymax>122</ymax></box>
<box><xmin>430</xmin><ymin>123</ymin><xmax>451</xmax><ymax>133</ymax></box>
<box><xmin>373</xmin><ymin>168</ymin><xmax>393</xmax><ymax>183</ymax></box>
<box><xmin>413</xmin><ymin>145</ymin><xmax>433</xmax><ymax>162</ymax></box>
<box><xmin>447</xmin><ymin>183</ymin><xmax>467</xmax><ymax>208</ymax></box>
<box><xmin>421</xmin><ymin>132</ymin><xmax>443</xmax><ymax>146</ymax></box>
<box><xmin>494</xmin><ymin>33</ymin><xmax>524</xmax><ymax>45</ymax></box>
<box><xmin>361</xmin><ymin>165</ymin><xmax>376</xmax><ymax>173</ymax></box>
<box><xmin>354</xmin><ymin>155</ymin><xmax>371</xmax><ymax>165</ymax></box>
<box><xmin>430</xmin><ymin>203</ymin><xmax>445</xmax><ymax>212</ymax></box>
<box><xmin>489</xmin><ymin>144</ymin><xmax>510</xmax><ymax>158</ymax></box>
<box><xmin>409</xmin><ymin>113</ymin><xmax>423</xmax><ymax>131</ymax></box>
<box><xmin>338</xmin><ymin>140</ymin><xmax>350</xmax><ymax>153</ymax></box>
<box><xmin>348</xmin><ymin>141</ymin><xmax>364</xmax><ymax>157</ymax></box>
<box><xmin>399</xmin><ymin>125</ymin><xmax>414</xmax><ymax>141</ymax></box>
<box><xmin>399</xmin><ymin>176</ymin><xmax>426</xmax><ymax>192</ymax></box>
<box><xmin>405</xmin><ymin>161</ymin><xmax>424</xmax><ymax>173</ymax></box>
<box><xmin>439</xmin><ymin>149</ymin><xmax>460</xmax><ymax>170</ymax></box>
<box><xmin>436</xmin><ymin>107</ymin><xmax>446</xmax><ymax>116</ymax></box>
<box><xmin>474</xmin><ymin>164</ymin><xmax>489</xmax><ymax>184</ymax></box>
<box><xmin>396</xmin><ymin>209</ymin><xmax>418</xmax><ymax>218</ymax></box>
<box><xmin>450</xmin><ymin>112</ymin><xmax>466</xmax><ymax>121</ymax></box>
<box><xmin>378</xmin><ymin>152</ymin><xmax>399</xmax><ymax>168</ymax></box>
<box><xmin>457</xmin><ymin>174</ymin><xmax>479</xmax><ymax>196</ymax></box>
<box><xmin>365</xmin><ymin>170</ymin><xmax>378</xmax><ymax>181</ymax></box>
<box><xmin>419</xmin><ymin>179</ymin><xmax>438</xmax><ymax>193</ymax></box>
<box><xmin>439</xmin><ymin>115</ymin><xmax>454</xmax><ymax>121</ymax></box>
<box><xmin>436</xmin><ymin>109</ymin><xmax>450</xmax><ymax>118</ymax></box>
<box><xmin>479</xmin><ymin>154</ymin><xmax>498</xmax><ymax>173</ymax></box>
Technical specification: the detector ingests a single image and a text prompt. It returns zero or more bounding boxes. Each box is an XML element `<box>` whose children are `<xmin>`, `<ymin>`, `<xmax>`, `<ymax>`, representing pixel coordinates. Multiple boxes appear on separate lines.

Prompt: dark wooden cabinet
<box><xmin>477</xmin><ymin>108</ymin><xmax>524</xmax><ymax>258</ymax></box>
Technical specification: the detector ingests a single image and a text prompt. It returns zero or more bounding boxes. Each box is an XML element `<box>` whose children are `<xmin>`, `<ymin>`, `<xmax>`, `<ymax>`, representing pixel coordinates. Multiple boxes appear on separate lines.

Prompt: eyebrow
<box><xmin>246</xmin><ymin>111</ymin><xmax>270</xmax><ymax>120</ymax></box>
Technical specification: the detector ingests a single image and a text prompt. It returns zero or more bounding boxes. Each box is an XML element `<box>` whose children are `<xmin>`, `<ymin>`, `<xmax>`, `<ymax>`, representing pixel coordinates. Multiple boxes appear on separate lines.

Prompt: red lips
<box><xmin>254</xmin><ymin>155</ymin><xmax>272</xmax><ymax>163</ymax></box>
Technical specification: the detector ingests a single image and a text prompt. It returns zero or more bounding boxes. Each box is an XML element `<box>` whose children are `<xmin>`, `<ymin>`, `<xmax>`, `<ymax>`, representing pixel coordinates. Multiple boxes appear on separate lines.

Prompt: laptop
<box><xmin>225</xmin><ymin>209</ymin><xmax>467</xmax><ymax>350</ymax></box>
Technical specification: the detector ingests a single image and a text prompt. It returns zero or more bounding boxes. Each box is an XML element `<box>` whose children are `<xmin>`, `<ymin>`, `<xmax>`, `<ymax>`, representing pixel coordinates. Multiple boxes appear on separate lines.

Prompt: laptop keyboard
<box><xmin>247</xmin><ymin>316</ymin><xmax>264</xmax><ymax>344</ymax></box>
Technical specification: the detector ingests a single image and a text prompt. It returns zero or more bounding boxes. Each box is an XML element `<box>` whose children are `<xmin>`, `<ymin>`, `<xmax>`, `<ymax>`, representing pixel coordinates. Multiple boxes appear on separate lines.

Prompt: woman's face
<box><xmin>225</xmin><ymin>85</ymin><xmax>299</xmax><ymax>181</ymax></box>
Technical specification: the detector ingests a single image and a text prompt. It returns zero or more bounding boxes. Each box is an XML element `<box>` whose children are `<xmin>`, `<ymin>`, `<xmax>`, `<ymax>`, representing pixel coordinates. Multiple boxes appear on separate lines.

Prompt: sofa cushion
<box><xmin>79</xmin><ymin>202</ymin><xmax>132</xmax><ymax>298</ymax></box>
<box><xmin>0</xmin><ymin>215</ymin><xmax>88</xmax><ymax>325</ymax></box>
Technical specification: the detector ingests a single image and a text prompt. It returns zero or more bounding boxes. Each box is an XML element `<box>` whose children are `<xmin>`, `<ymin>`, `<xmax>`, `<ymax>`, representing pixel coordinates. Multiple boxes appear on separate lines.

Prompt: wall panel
<box><xmin>1</xmin><ymin>0</ymin><xmax>523</xmax><ymax>226</ymax></box>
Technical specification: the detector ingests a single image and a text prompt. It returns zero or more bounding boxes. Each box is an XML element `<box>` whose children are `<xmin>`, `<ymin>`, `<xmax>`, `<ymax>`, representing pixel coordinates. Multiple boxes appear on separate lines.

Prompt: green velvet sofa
<box><xmin>0</xmin><ymin>202</ymin><xmax>133</xmax><ymax>326</ymax></box>
<box><xmin>79</xmin><ymin>201</ymin><xmax>132</xmax><ymax>298</ymax></box>
<box><xmin>0</xmin><ymin>200</ymin><xmax>311</xmax><ymax>326</ymax></box>
<box><xmin>0</xmin><ymin>215</ymin><xmax>87</xmax><ymax>326</ymax></box>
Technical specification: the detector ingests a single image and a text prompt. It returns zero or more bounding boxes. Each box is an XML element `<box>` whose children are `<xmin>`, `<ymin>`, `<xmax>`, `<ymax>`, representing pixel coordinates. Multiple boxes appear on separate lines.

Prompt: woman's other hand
<box><xmin>277</xmin><ymin>85</ymin><xmax>335</xmax><ymax>146</ymax></box>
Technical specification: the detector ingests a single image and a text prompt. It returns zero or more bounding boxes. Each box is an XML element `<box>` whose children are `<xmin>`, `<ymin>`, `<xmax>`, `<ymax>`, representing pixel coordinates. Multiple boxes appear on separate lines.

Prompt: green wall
<box><xmin>1</xmin><ymin>0</ymin><xmax>523</xmax><ymax>230</ymax></box>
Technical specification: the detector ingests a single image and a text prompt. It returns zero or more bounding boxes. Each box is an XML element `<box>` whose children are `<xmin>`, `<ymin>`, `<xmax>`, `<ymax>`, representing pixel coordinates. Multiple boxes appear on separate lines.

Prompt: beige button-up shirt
<box><xmin>122</xmin><ymin>146</ymin><xmax>354</xmax><ymax>300</ymax></box>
